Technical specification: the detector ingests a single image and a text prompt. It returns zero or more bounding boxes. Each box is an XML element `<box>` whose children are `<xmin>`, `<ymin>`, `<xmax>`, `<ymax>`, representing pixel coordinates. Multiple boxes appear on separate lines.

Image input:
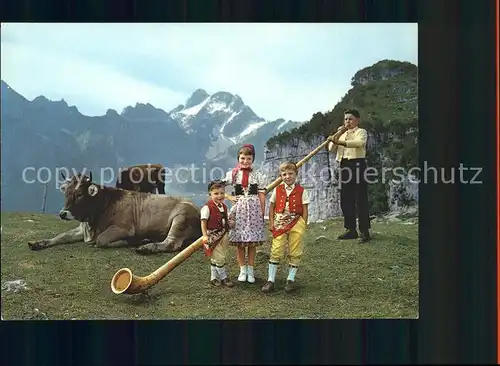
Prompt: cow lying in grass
<box><xmin>27</xmin><ymin>171</ymin><xmax>201</xmax><ymax>254</ymax></box>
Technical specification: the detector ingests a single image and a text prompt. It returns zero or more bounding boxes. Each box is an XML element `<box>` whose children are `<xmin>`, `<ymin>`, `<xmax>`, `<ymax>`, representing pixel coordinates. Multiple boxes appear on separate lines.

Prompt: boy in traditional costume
<box><xmin>201</xmin><ymin>180</ymin><xmax>235</xmax><ymax>287</ymax></box>
<box><xmin>262</xmin><ymin>161</ymin><xmax>309</xmax><ymax>293</ymax></box>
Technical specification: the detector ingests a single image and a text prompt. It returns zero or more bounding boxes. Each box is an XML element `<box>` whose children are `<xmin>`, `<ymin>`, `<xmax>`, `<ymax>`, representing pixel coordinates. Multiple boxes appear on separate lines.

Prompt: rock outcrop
<box><xmin>262</xmin><ymin>136</ymin><xmax>340</xmax><ymax>223</ymax></box>
<box><xmin>262</xmin><ymin>60</ymin><xmax>419</xmax><ymax>222</ymax></box>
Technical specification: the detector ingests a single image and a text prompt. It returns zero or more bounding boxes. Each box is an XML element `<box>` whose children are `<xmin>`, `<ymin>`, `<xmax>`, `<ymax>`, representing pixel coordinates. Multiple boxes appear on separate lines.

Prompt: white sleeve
<box><xmin>269</xmin><ymin>188</ymin><xmax>277</xmax><ymax>203</ymax></box>
<box><xmin>328</xmin><ymin>141</ymin><xmax>337</xmax><ymax>152</ymax></box>
<box><xmin>223</xmin><ymin>171</ymin><xmax>233</xmax><ymax>194</ymax></box>
<box><xmin>200</xmin><ymin>205</ymin><xmax>210</xmax><ymax>220</ymax></box>
<box><xmin>221</xmin><ymin>170</ymin><xmax>232</xmax><ymax>184</ymax></box>
<box><xmin>257</xmin><ymin>172</ymin><xmax>267</xmax><ymax>191</ymax></box>
<box><xmin>302</xmin><ymin>189</ymin><xmax>310</xmax><ymax>205</ymax></box>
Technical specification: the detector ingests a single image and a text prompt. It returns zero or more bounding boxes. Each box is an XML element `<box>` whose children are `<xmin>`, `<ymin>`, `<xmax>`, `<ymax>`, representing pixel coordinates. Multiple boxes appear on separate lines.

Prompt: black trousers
<box><xmin>339</xmin><ymin>158</ymin><xmax>371</xmax><ymax>232</ymax></box>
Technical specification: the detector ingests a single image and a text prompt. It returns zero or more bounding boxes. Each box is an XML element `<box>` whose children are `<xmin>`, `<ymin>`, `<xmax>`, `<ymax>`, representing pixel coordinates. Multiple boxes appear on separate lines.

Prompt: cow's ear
<box><xmin>88</xmin><ymin>184</ymin><xmax>99</xmax><ymax>197</ymax></box>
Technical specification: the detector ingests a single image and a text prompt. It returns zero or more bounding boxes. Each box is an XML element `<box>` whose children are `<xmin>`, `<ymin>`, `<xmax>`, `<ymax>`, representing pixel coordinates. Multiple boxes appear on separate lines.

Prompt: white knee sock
<box><xmin>216</xmin><ymin>266</ymin><xmax>227</xmax><ymax>280</ymax></box>
<box><xmin>238</xmin><ymin>265</ymin><xmax>247</xmax><ymax>281</ymax></box>
<box><xmin>247</xmin><ymin>265</ymin><xmax>255</xmax><ymax>283</ymax></box>
<box><xmin>287</xmin><ymin>266</ymin><xmax>298</xmax><ymax>281</ymax></box>
<box><xmin>268</xmin><ymin>262</ymin><xmax>278</xmax><ymax>282</ymax></box>
<box><xmin>210</xmin><ymin>264</ymin><xmax>218</xmax><ymax>281</ymax></box>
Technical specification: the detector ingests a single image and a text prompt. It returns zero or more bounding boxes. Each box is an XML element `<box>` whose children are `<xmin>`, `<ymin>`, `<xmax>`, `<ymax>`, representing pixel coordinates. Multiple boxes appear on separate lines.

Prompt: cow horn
<box><xmin>60</xmin><ymin>172</ymin><xmax>66</xmax><ymax>180</ymax></box>
<box><xmin>88</xmin><ymin>171</ymin><xmax>93</xmax><ymax>182</ymax></box>
<box><xmin>110</xmin><ymin>138</ymin><xmax>332</xmax><ymax>296</ymax></box>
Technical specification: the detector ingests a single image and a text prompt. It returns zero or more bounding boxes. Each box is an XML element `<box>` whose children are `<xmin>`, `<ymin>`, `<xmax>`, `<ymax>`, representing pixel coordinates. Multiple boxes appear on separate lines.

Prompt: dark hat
<box><xmin>238</xmin><ymin>144</ymin><xmax>255</xmax><ymax>160</ymax></box>
<box><xmin>208</xmin><ymin>179</ymin><xmax>225</xmax><ymax>191</ymax></box>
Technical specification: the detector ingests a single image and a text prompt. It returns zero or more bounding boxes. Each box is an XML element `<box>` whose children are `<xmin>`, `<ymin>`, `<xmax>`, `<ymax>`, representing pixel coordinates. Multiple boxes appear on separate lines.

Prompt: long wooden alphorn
<box><xmin>110</xmin><ymin>139</ymin><xmax>331</xmax><ymax>295</ymax></box>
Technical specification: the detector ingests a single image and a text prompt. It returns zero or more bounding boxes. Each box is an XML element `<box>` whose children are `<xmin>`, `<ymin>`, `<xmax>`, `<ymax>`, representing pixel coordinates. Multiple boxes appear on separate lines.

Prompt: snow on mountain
<box><xmin>277</xmin><ymin>119</ymin><xmax>289</xmax><ymax>130</ymax></box>
<box><xmin>169</xmin><ymin>89</ymin><xmax>303</xmax><ymax>160</ymax></box>
<box><xmin>170</xmin><ymin>96</ymin><xmax>210</xmax><ymax>129</ymax></box>
<box><xmin>205</xmin><ymin>134</ymin><xmax>235</xmax><ymax>160</ymax></box>
<box><xmin>238</xmin><ymin>121</ymin><xmax>269</xmax><ymax>140</ymax></box>
<box><xmin>182</xmin><ymin>97</ymin><xmax>211</xmax><ymax>116</ymax></box>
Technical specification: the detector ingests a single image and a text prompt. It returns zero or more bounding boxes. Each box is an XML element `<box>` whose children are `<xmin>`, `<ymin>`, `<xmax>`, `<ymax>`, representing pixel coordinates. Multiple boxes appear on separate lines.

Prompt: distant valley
<box><xmin>0</xmin><ymin>81</ymin><xmax>303</xmax><ymax>213</ymax></box>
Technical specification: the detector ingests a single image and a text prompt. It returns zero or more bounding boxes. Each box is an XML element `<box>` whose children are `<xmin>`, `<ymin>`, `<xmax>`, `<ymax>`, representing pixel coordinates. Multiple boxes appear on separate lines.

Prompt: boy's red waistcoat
<box><xmin>274</xmin><ymin>184</ymin><xmax>304</xmax><ymax>215</ymax></box>
<box><xmin>206</xmin><ymin>200</ymin><xmax>229</xmax><ymax>230</ymax></box>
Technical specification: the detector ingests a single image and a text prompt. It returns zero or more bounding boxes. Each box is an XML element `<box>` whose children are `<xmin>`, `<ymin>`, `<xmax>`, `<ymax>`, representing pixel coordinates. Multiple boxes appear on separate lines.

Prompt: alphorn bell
<box><xmin>111</xmin><ymin>138</ymin><xmax>332</xmax><ymax>295</ymax></box>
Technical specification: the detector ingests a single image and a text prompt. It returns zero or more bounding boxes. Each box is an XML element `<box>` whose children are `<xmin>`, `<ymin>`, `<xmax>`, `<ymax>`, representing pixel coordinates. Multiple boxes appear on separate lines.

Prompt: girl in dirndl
<box><xmin>223</xmin><ymin>144</ymin><xmax>267</xmax><ymax>284</ymax></box>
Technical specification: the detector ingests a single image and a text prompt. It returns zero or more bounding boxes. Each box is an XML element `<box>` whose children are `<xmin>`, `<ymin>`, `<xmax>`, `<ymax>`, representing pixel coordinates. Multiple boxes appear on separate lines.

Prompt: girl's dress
<box><xmin>223</xmin><ymin>168</ymin><xmax>267</xmax><ymax>247</ymax></box>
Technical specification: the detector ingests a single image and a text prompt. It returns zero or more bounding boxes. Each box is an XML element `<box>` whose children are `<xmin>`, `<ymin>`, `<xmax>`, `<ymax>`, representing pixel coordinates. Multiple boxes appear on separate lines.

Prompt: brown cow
<box><xmin>27</xmin><ymin>171</ymin><xmax>202</xmax><ymax>254</ymax></box>
<box><xmin>26</xmin><ymin>164</ymin><xmax>166</xmax><ymax>251</ymax></box>
<box><xmin>116</xmin><ymin>163</ymin><xmax>166</xmax><ymax>194</ymax></box>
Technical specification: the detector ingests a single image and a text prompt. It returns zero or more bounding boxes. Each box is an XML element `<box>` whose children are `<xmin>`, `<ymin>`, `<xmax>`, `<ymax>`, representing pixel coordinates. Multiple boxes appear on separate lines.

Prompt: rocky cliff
<box><xmin>262</xmin><ymin>134</ymin><xmax>419</xmax><ymax>222</ymax></box>
<box><xmin>262</xmin><ymin>135</ymin><xmax>340</xmax><ymax>222</ymax></box>
<box><xmin>262</xmin><ymin>60</ymin><xmax>418</xmax><ymax>222</ymax></box>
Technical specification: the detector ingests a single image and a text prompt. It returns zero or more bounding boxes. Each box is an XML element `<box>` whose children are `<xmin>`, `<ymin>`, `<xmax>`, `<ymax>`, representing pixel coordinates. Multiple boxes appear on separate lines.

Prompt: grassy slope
<box><xmin>267</xmin><ymin>60</ymin><xmax>418</xmax><ymax>148</ymax></box>
<box><xmin>1</xmin><ymin>212</ymin><xmax>418</xmax><ymax>319</ymax></box>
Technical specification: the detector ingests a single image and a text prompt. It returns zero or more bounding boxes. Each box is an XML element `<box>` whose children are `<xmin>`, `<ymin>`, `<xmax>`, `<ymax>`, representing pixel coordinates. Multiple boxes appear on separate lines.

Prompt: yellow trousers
<box><xmin>270</xmin><ymin>216</ymin><xmax>307</xmax><ymax>267</ymax></box>
<box><xmin>211</xmin><ymin>233</ymin><xmax>229</xmax><ymax>267</ymax></box>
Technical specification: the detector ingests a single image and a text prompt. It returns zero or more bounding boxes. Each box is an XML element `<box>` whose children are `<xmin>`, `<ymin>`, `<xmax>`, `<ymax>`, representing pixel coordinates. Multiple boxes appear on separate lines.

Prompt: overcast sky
<box><xmin>1</xmin><ymin>23</ymin><xmax>417</xmax><ymax>122</ymax></box>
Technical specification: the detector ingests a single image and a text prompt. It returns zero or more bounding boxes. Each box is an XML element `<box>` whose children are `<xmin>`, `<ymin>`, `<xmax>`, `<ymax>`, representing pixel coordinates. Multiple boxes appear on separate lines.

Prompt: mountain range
<box><xmin>0</xmin><ymin>81</ymin><xmax>303</xmax><ymax>213</ymax></box>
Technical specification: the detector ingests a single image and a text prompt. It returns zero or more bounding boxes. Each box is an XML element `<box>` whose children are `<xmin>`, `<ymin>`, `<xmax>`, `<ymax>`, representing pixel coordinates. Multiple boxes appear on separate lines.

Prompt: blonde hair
<box><xmin>279</xmin><ymin>161</ymin><xmax>298</xmax><ymax>173</ymax></box>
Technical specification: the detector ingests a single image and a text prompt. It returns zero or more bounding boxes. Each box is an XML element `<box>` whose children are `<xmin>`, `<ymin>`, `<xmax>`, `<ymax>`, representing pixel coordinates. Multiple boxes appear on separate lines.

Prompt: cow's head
<box><xmin>58</xmin><ymin>171</ymin><xmax>102</xmax><ymax>222</ymax></box>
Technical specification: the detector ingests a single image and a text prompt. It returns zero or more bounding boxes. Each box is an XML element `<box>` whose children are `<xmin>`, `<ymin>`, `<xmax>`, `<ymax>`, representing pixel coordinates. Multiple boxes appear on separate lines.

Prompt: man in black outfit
<box><xmin>327</xmin><ymin>109</ymin><xmax>371</xmax><ymax>243</ymax></box>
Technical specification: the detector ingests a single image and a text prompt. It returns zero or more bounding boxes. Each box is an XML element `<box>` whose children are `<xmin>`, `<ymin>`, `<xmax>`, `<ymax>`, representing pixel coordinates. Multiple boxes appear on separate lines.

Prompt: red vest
<box><xmin>275</xmin><ymin>184</ymin><xmax>304</xmax><ymax>215</ymax></box>
<box><xmin>206</xmin><ymin>200</ymin><xmax>229</xmax><ymax>230</ymax></box>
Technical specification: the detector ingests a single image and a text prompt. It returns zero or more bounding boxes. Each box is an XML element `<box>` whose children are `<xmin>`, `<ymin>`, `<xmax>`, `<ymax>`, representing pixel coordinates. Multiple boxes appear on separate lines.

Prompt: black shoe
<box><xmin>358</xmin><ymin>231</ymin><xmax>371</xmax><ymax>243</ymax></box>
<box><xmin>337</xmin><ymin>229</ymin><xmax>358</xmax><ymax>240</ymax></box>
<box><xmin>284</xmin><ymin>280</ymin><xmax>297</xmax><ymax>293</ymax></box>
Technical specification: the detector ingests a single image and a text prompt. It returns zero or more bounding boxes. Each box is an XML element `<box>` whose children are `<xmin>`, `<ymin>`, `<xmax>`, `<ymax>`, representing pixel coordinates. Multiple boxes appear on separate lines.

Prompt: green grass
<box><xmin>1</xmin><ymin>212</ymin><xmax>418</xmax><ymax>319</ymax></box>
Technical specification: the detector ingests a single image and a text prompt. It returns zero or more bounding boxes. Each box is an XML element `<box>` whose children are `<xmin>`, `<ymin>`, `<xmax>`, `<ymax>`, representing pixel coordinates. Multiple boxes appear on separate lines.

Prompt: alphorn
<box><xmin>111</xmin><ymin>138</ymin><xmax>332</xmax><ymax>295</ymax></box>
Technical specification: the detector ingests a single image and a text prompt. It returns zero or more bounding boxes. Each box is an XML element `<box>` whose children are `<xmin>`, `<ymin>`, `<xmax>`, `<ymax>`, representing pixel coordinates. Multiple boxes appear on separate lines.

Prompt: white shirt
<box><xmin>328</xmin><ymin>127</ymin><xmax>368</xmax><ymax>162</ymax></box>
<box><xmin>269</xmin><ymin>183</ymin><xmax>310</xmax><ymax>211</ymax></box>
<box><xmin>222</xmin><ymin>169</ymin><xmax>267</xmax><ymax>193</ymax></box>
